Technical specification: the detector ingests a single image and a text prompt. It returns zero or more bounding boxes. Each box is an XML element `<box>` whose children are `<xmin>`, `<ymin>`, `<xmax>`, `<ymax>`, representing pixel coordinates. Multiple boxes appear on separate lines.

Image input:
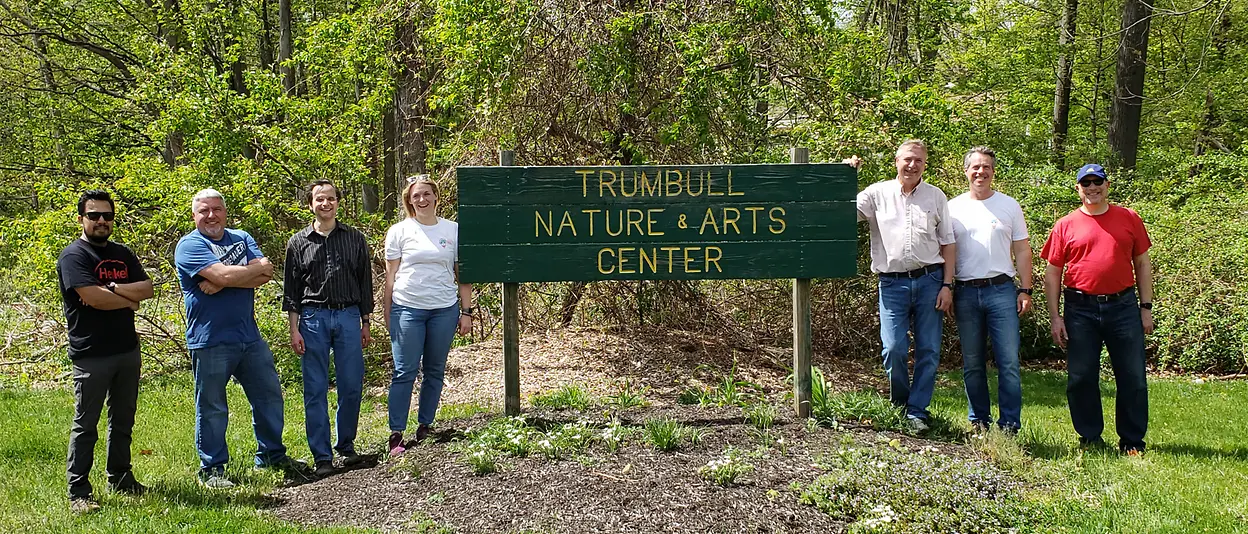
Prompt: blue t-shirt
<box><xmin>175</xmin><ymin>228</ymin><xmax>264</xmax><ymax>349</ymax></box>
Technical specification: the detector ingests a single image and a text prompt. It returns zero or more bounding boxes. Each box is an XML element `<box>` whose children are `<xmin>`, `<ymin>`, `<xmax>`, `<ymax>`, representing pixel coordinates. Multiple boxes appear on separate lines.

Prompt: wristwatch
<box><xmin>1140</xmin><ymin>302</ymin><xmax>1153</xmax><ymax>310</ymax></box>
<box><xmin>461</xmin><ymin>306</ymin><xmax>476</xmax><ymax>316</ymax></box>
<box><xmin>941</xmin><ymin>283</ymin><xmax>954</xmax><ymax>291</ymax></box>
<box><xmin>1018</xmin><ymin>288</ymin><xmax>1033</xmax><ymax>296</ymax></box>
<box><xmin>106</xmin><ymin>282</ymin><xmax>117</xmax><ymax>293</ymax></box>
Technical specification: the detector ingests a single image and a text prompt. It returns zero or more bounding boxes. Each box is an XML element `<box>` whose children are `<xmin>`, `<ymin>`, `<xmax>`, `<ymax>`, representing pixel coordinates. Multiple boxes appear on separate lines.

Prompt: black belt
<box><xmin>955</xmin><ymin>274</ymin><xmax>1013</xmax><ymax>288</ymax></box>
<box><xmin>1064</xmin><ymin>287</ymin><xmax>1133</xmax><ymax>303</ymax></box>
<box><xmin>880</xmin><ymin>264</ymin><xmax>943</xmax><ymax>279</ymax></box>
<box><xmin>306</xmin><ymin>303</ymin><xmax>358</xmax><ymax>310</ymax></box>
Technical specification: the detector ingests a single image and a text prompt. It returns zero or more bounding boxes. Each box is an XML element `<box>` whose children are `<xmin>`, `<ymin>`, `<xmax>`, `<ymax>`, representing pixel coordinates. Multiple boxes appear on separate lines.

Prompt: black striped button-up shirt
<box><xmin>282</xmin><ymin>222</ymin><xmax>374</xmax><ymax>318</ymax></box>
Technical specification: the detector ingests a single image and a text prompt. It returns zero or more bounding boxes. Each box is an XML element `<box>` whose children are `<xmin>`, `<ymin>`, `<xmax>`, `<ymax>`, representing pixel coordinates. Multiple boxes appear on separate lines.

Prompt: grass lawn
<box><xmin>929</xmin><ymin>369</ymin><xmax>1248</xmax><ymax>533</ymax></box>
<box><xmin>2</xmin><ymin>369</ymin><xmax>1247</xmax><ymax>532</ymax></box>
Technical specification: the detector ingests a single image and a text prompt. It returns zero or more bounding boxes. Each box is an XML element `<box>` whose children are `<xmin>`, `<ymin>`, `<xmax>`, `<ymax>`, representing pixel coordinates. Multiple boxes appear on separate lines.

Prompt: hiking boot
<box><xmin>314</xmin><ymin>460</ymin><xmax>335</xmax><ymax>478</ymax></box>
<box><xmin>415</xmin><ymin>424</ymin><xmax>432</xmax><ymax>443</ymax></box>
<box><xmin>906</xmin><ymin>417</ymin><xmax>930</xmax><ymax>434</ymax></box>
<box><xmin>69</xmin><ymin>496</ymin><xmax>101</xmax><ymax>514</ymax></box>
<box><xmin>198</xmin><ymin>473</ymin><xmax>235</xmax><ymax>489</ymax></box>
<box><xmin>388</xmin><ymin>432</ymin><xmax>406</xmax><ymax>457</ymax></box>
<box><xmin>109</xmin><ymin>471</ymin><xmax>147</xmax><ymax>495</ymax></box>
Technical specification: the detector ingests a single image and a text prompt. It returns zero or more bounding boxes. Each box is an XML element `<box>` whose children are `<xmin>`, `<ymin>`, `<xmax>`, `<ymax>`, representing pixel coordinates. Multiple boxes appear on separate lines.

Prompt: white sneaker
<box><xmin>199</xmin><ymin>474</ymin><xmax>235</xmax><ymax>489</ymax></box>
<box><xmin>906</xmin><ymin>417</ymin><xmax>930</xmax><ymax>434</ymax></box>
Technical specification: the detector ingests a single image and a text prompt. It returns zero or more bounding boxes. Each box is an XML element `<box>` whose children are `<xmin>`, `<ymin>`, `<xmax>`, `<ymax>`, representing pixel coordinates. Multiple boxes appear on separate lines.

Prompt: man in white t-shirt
<box><xmin>949</xmin><ymin>146</ymin><xmax>1033</xmax><ymax>433</ymax></box>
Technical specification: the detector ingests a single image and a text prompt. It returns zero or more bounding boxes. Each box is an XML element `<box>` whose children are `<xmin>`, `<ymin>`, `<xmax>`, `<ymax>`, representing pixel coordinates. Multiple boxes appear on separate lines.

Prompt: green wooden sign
<box><xmin>457</xmin><ymin>164</ymin><xmax>858</xmax><ymax>283</ymax></box>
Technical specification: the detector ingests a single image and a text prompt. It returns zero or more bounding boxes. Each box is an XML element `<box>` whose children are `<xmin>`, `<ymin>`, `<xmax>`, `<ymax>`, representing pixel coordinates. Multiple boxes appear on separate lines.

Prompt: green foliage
<box><xmin>643</xmin><ymin>417</ymin><xmax>703</xmax><ymax>451</ymax></box>
<box><xmin>799</xmin><ymin>446</ymin><xmax>1035</xmax><ymax>533</ymax></box>
<box><xmin>743</xmin><ymin>401</ymin><xmax>777</xmax><ymax>430</ymax></box>
<box><xmin>604</xmin><ymin>378</ymin><xmax>649</xmax><ymax>408</ymax></box>
<box><xmin>530</xmin><ymin>383</ymin><xmax>594</xmax><ymax>411</ymax></box>
<box><xmin>698</xmin><ymin>448</ymin><xmax>755</xmax><ymax>486</ymax></box>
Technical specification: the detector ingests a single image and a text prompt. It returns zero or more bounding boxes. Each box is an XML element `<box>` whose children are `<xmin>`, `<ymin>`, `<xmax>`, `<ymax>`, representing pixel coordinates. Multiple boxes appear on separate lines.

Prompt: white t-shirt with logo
<box><xmin>949</xmin><ymin>191</ymin><xmax>1029</xmax><ymax>281</ymax></box>
<box><xmin>384</xmin><ymin>217</ymin><xmax>459</xmax><ymax>310</ymax></box>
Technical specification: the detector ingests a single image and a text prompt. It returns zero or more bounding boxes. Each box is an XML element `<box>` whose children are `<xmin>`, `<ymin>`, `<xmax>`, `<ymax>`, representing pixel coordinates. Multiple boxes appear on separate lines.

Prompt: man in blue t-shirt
<box><xmin>175</xmin><ymin>188</ymin><xmax>304</xmax><ymax>488</ymax></box>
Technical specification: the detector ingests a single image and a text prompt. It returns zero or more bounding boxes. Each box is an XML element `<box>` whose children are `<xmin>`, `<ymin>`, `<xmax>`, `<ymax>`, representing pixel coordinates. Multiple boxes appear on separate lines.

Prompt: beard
<box><xmin>85</xmin><ymin>230</ymin><xmax>111</xmax><ymax>245</ymax></box>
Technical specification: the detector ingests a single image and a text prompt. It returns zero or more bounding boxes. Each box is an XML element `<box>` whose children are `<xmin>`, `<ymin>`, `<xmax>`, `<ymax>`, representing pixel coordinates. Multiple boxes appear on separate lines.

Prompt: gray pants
<box><xmin>67</xmin><ymin>346</ymin><xmax>141</xmax><ymax>498</ymax></box>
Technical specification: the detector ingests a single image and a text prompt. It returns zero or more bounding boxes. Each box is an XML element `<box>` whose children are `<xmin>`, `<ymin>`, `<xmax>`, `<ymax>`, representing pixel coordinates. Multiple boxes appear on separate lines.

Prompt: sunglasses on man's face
<box><xmin>85</xmin><ymin>211</ymin><xmax>115</xmax><ymax>221</ymax></box>
<box><xmin>1078</xmin><ymin>178</ymin><xmax>1106</xmax><ymax>187</ymax></box>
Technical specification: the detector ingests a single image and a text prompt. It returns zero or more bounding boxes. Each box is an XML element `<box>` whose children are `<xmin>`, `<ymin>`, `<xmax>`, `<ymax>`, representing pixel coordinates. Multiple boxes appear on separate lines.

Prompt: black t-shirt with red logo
<box><xmin>57</xmin><ymin>239</ymin><xmax>150</xmax><ymax>359</ymax></box>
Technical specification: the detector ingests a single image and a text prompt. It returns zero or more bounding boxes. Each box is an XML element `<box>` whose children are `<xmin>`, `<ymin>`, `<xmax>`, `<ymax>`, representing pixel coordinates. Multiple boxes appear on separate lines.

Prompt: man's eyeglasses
<box><xmin>85</xmin><ymin>212</ymin><xmax>115</xmax><ymax>221</ymax></box>
<box><xmin>1078</xmin><ymin>178</ymin><xmax>1106</xmax><ymax>187</ymax></box>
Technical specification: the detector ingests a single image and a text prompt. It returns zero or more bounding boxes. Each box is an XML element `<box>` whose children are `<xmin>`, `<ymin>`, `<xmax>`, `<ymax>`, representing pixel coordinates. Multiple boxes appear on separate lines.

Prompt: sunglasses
<box><xmin>85</xmin><ymin>211</ymin><xmax>115</xmax><ymax>221</ymax></box>
<box><xmin>1078</xmin><ymin>178</ymin><xmax>1106</xmax><ymax>187</ymax></box>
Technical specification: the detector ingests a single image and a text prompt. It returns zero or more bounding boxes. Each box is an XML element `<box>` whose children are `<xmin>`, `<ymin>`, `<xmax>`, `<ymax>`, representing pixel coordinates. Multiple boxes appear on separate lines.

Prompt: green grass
<box><xmin>0</xmin><ymin>375</ymin><xmax>377</xmax><ymax>533</ymax></box>
<box><xmin>529</xmin><ymin>383</ymin><xmax>593</xmax><ymax>411</ymax></box>
<box><xmin>929</xmin><ymin>370</ymin><xmax>1248</xmax><ymax>533</ymax></box>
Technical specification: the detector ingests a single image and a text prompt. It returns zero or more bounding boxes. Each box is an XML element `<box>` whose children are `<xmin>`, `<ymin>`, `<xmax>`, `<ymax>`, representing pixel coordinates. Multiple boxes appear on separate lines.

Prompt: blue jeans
<box><xmin>299</xmin><ymin>306</ymin><xmax>365</xmax><ymax>462</ymax></box>
<box><xmin>1064</xmin><ymin>288</ymin><xmax>1148</xmax><ymax>450</ymax></box>
<box><xmin>878</xmin><ymin>266</ymin><xmax>944</xmax><ymax>420</ymax></box>
<box><xmin>388</xmin><ymin>303</ymin><xmax>459</xmax><ymax>432</ymax></box>
<box><xmin>191</xmin><ymin>339</ymin><xmax>289</xmax><ymax>475</ymax></box>
<box><xmin>954</xmin><ymin>282</ymin><xmax>1022</xmax><ymax>430</ymax></box>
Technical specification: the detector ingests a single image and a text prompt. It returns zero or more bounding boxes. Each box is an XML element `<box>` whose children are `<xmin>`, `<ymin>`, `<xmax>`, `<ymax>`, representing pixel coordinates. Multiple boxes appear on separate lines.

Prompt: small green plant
<box><xmin>744</xmin><ymin>401</ymin><xmax>777</xmax><ymax>430</ymax></box>
<box><xmin>462</xmin><ymin>444</ymin><xmax>498</xmax><ymax>475</ymax></box>
<box><xmin>531</xmin><ymin>383</ymin><xmax>594</xmax><ymax>411</ymax></box>
<box><xmin>389</xmin><ymin>454</ymin><xmax>425</xmax><ymax>479</ymax></box>
<box><xmin>535</xmin><ymin>421</ymin><xmax>596</xmax><ymax>460</ymax></box>
<box><xmin>601</xmin><ymin>419</ymin><xmax>628</xmax><ymax>452</ymax></box>
<box><xmin>644</xmin><ymin>417</ymin><xmax>702</xmax><ymax>451</ymax></box>
<box><xmin>709</xmin><ymin>362</ymin><xmax>763</xmax><ymax>407</ymax></box>
<box><xmin>699</xmin><ymin>449</ymin><xmax>755</xmax><ymax>486</ymax></box>
<box><xmin>606</xmin><ymin>378</ymin><xmax>649</xmax><ymax>408</ymax></box>
<box><xmin>677</xmin><ymin>386</ymin><xmax>710</xmax><ymax>405</ymax></box>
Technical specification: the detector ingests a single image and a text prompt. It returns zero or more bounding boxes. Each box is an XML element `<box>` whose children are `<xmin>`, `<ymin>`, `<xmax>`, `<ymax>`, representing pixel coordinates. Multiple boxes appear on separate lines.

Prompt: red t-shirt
<box><xmin>1040</xmin><ymin>205</ymin><xmax>1151</xmax><ymax>294</ymax></box>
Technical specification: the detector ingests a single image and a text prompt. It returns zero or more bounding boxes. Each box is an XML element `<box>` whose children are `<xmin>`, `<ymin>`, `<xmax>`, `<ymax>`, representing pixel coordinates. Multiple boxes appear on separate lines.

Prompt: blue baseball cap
<box><xmin>1076</xmin><ymin>163</ymin><xmax>1107</xmax><ymax>182</ymax></box>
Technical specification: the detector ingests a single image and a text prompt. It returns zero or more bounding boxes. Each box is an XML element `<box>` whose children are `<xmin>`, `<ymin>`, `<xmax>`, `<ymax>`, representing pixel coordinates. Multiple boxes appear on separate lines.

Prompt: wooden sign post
<box><xmin>459</xmin><ymin>154</ymin><xmax>857</xmax><ymax>416</ymax></box>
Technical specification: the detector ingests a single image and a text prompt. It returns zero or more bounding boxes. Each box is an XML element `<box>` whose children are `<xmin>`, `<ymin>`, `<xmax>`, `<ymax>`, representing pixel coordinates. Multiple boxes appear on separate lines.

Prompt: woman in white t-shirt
<box><xmin>382</xmin><ymin>175</ymin><xmax>473</xmax><ymax>456</ymax></box>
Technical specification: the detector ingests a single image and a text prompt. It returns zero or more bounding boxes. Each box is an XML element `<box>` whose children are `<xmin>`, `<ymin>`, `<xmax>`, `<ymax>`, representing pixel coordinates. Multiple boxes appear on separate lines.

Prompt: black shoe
<box><xmin>415</xmin><ymin>424</ymin><xmax>432</xmax><ymax>443</ymax></box>
<box><xmin>109</xmin><ymin>471</ymin><xmax>148</xmax><ymax>495</ymax></box>
<box><xmin>1078</xmin><ymin>436</ymin><xmax>1107</xmax><ymax>450</ymax></box>
<box><xmin>1120</xmin><ymin>444</ymin><xmax>1146</xmax><ymax>456</ymax></box>
<box><xmin>997</xmin><ymin>424</ymin><xmax>1020</xmax><ymax>436</ymax></box>
<box><xmin>259</xmin><ymin>457</ymin><xmax>312</xmax><ymax>479</ymax></box>
<box><xmin>314</xmin><ymin>460</ymin><xmax>335</xmax><ymax>478</ymax></box>
<box><xmin>340</xmin><ymin>451</ymin><xmax>368</xmax><ymax>467</ymax></box>
<box><xmin>970</xmin><ymin>420</ymin><xmax>992</xmax><ymax>433</ymax></box>
<box><xmin>69</xmin><ymin>496</ymin><xmax>101</xmax><ymax>514</ymax></box>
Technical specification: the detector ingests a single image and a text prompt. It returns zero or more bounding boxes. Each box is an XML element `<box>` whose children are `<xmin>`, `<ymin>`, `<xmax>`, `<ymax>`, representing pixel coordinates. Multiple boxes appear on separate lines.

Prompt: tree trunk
<box><xmin>1108</xmin><ymin>0</ymin><xmax>1151</xmax><ymax>170</ymax></box>
<box><xmin>382</xmin><ymin>103</ymin><xmax>397</xmax><ymax>218</ymax></box>
<box><xmin>393</xmin><ymin>20</ymin><xmax>430</xmax><ymax>183</ymax></box>
<box><xmin>30</xmin><ymin>33</ymin><xmax>75</xmax><ymax>176</ymax></box>
<box><xmin>1189</xmin><ymin>90</ymin><xmax>1216</xmax><ymax>177</ymax></box>
<box><xmin>1051</xmin><ymin>0</ymin><xmax>1078</xmax><ymax>170</ymax></box>
<box><xmin>279</xmin><ymin>0</ymin><xmax>294</xmax><ymax>94</ymax></box>
<box><xmin>259</xmin><ymin>0</ymin><xmax>274</xmax><ymax>71</ymax></box>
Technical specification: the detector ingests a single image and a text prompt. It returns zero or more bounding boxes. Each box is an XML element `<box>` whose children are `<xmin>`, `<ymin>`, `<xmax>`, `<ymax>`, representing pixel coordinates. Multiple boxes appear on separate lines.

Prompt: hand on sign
<box><xmin>841</xmin><ymin>155</ymin><xmax>863</xmax><ymax>169</ymax></box>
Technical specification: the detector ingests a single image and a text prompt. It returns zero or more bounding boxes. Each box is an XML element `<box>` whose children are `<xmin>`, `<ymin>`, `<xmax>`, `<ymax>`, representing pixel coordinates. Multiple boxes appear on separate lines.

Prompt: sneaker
<box><xmin>997</xmin><ymin>424</ymin><xmax>1021</xmax><ymax>436</ymax></box>
<box><xmin>906</xmin><ymin>417</ymin><xmax>930</xmax><ymax>434</ymax></box>
<box><xmin>970</xmin><ymin>420</ymin><xmax>991</xmax><ymax>433</ymax></box>
<box><xmin>314</xmin><ymin>460</ymin><xmax>335</xmax><ymax>478</ymax></box>
<box><xmin>388</xmin><ymin>432</ymin><xmax>406</xmax><ymax>457</ymax></box>
<box><xmin>1121</xmin><ymin>445</ymin><xmax>1145</xmax><ymax>456</ymax></box>
<box><xmin>198</xmin><ymin>474</ymin><xmax>235</xmax><ymax>489</ymax></box>
<box><xmin>415</xmin><ymin>424</ymin><xmax>432</xmax><ymax>443</ymax></box>
<box><xmin>69</xmin><ymin>496</ymin><xmax>101</xmax><ymax>514</ymax></box>
<box><xmin>340</xmin><ymin>451</ymin><xmax>368</xmax><ymax>468</ymax></box>
<box><xmin>109</xmin><ymin>472</ymin><xmax>148</xmax><ymax>495</ymax></box>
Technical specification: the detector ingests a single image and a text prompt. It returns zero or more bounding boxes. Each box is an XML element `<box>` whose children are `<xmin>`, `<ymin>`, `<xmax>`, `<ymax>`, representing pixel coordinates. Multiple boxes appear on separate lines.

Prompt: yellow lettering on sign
<box><xmin>665</xmin><ymin>170</ymin><xmax>683</xmax><ymax>197</ymax></box>
<box><xmin>639</xmin><ymin>247</ymin><xmax>657</xmax><ymax>273</ymax></box>
<box><xmin>597</xmin><ymin>248</ymin><xmax>615</xmax><ymax>274</ymax></box>
<box><xmin>535</xmin><ymin>211</ymin><xmax>554</xmax><ymax>237</ymax></box>
<box><xmin>769</xmin><ymin>206</ymin><xmax>787</xmax><ymax>234</ymax></box>
<box><xmin>577</xmin><ymin>170</ymin><xmax>595</xmax><ymax>198</ymax></box>
<box><xmin>621</xmin><ymin>172</ymin><xmax>639</xmax><ymax>197</ymax></box>
<box><xmin>600</xmin><ymin>170</ymin><xmax>617</xmax><ymax>197</ymax></box>
<box><xmin>707</xmin><ymin>170</ymin><xmax>724</xmax><ymax>196</ymax></box>
<box><xmin>705</xmin><ymin>246</ymin><xmax>723</xmax><ymax>273</ymax></box>
<box><xmin>686</xmin><ymin>170</ymin><xmax>705</xmax><ymax>196</ymax></box>
<box><xmin>626</xmin><ymin>209</ymin><xmax>645</xmax><ymax>236</ymax></box>
<box><xmin>581</xmin><ymin>209</ymin><xmax>600</xmax><ymax>236</ymax></box>
<box><xmin>682</xmin><ymin>247</ymin><xmax>701</xmax><ymax>273</ymax></box>
<box><xmin>646</xmin><ymin>209</ymin><xmax>665</xmax><ymax>236</ymax></box>
<box><xmin>605</xmin><ymin>210</ymin><xmax>624</xmax><ymax>237</ymax></box>
<box><xmin>727</xmin><ymin>170</ymin><xmax>744</xmax><ymax>196</ymax></box>
<box><xmin>558</xmin><ymin>211</ymin><xmax>577</xmax><ymax>237</ymax></box>
<box><xmin>699</xmin><ymin>208</ymin><xmax>719</xmax><ymax>235</ymax></box>
<box><xmin>640</xmin><ymin>171</ymin><xmax>660</xmax><ymax>197</ymax></box>
<box><xmin>722</xmin><ymin>207</ymin><xmax>741</xmax><ymax>235</ymax></box>
<box><xmin>661</xmin><ymin>246</ymin><xmax>681</xmax><ymax>273</ymax></box>
<box><xmin>618</xmin><ymin>247</ymin><xmax>636</xmax><ymax>273</ymax></box>
<box><xmin>744</xmin><ymin>206</ymin><xmax>764</xmax><ymax>234</ymax></box>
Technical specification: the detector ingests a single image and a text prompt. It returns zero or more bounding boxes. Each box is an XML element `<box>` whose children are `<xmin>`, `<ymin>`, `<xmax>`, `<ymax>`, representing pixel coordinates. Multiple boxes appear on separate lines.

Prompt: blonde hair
<box><xmin>401</xmin><ymin>174</ymin><xmax>439</xmax><ymax>219</ymax></box>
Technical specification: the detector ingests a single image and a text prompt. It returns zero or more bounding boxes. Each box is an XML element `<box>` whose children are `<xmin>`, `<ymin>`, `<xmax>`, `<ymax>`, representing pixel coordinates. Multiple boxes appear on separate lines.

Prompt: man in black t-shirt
<box><xmin>56</xmin><ymin>190</ymin><xmax>154</xmax><ymax>513</ymax></box>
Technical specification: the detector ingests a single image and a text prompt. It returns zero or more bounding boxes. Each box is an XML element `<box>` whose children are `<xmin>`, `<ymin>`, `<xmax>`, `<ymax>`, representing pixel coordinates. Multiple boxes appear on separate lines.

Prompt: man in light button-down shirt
<box><xmin>850</xmin><ymin>139</ymin><xmax>956</xmax><ymax>433</ymax></box>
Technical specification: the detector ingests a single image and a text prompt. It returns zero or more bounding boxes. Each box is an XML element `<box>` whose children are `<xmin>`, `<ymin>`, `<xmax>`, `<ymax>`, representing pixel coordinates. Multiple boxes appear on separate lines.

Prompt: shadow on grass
<box><xmin>149</xmin><ymin>479</ymin><xmax>284</xmax><ymax>509</ymax></box>
<box><xmin>1149</xmin><ymin>443</ymin><xmax>1248</xmax><ymax>461</ymax></box>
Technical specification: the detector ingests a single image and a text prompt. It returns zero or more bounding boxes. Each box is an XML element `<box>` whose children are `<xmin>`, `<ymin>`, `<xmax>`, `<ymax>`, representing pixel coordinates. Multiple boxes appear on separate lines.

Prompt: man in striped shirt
<box><xmin>283</xmin><ymin>180</ymin><xmax>374</xmax><ymax>477</ymax></box>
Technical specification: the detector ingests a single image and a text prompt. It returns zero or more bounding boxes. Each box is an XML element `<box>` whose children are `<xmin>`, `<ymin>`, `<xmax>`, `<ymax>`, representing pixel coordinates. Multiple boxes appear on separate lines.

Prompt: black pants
<box><xmin>67</xmin><ymin>347</ymin><xmax>141</xmax><ymax>498</ymax></box>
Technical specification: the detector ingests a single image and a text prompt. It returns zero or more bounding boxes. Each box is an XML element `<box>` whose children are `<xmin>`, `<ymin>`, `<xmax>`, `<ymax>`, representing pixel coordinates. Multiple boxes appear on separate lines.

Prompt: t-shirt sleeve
<box><xmin>243</xmin><ymin>231</ymin><xmax>264</xmax><ymax>260</ymax></box>
<box><xmin>935</xmin><ymin>195</ymin><xmax>956</xmax><ymax>246</ymax></box>
<box><xmin>1129</xmin><ymin>209</ymin><xmax>1152</xmax><ymax>256</ymax></box>
<box><xmin>1039</xmin><ymin>222</ymin><xmax>1065</xmax><ymax>266</ymax></box>
<box><xmin>120</xmin><ymin>245</ymin><xmax>150</xmax><ymax>283</ymax></box>
<box><xmin>1010</xmin><ymin>200</ymin><xmax>1029</xmax><ymax>241</ymax></box>
<box><xmin>59</xmin><ymin>246</ymin><xmax>100</xmax><ymax>290</ymax></box>
<box><xmin>175</xmin><ymin>235</ymin><xmax>220</xmax><ymax>279</ymax></box>
<box><xmin>384</xmin><ymin>225</ymin><xmax>403</xmax><ymax>261</ymax></box>
<box><xmin>452</xmin><ymin>221</ymin><xmax>459</xmax><ymax>264</ymax></box>
<box><xmin>855</xmin><ymin>188</ymin><xmax>874</xmax><ymax>223</ymax></box>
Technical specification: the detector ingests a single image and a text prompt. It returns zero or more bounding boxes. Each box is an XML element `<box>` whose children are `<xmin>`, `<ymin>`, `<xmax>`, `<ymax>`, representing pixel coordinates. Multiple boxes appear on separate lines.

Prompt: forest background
<box><xmin>1</xmin><ymin>0</ymin><xmax>1245</xmax><ymax>380</ymax></box>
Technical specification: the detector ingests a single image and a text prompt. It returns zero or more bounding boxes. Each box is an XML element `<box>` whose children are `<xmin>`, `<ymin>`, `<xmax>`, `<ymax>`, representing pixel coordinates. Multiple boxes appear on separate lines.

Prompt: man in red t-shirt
<box><xmin>1040</xmin><ymin>163</ymin><xmax>1154</xmax><ymax>455</ymax></box>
